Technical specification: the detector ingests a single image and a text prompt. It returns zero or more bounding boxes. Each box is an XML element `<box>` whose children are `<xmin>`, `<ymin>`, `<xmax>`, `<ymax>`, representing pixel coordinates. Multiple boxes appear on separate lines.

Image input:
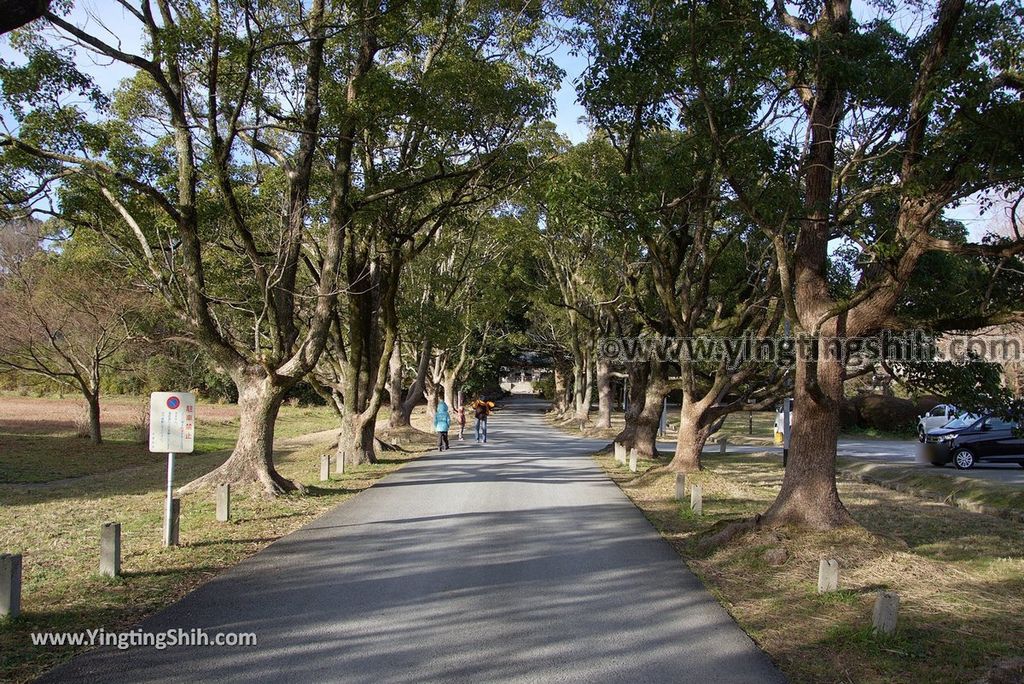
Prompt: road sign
<box><xmin>149</xmin><ymin>392</ymin><xmax>196</xmax><ymax>454</ymax></box>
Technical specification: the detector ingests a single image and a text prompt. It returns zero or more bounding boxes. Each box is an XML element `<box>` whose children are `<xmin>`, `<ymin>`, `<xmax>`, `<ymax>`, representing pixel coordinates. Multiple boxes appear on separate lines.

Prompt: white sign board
<box><xmin>149</xmin><ymin>392</ymin><xmax>196</xmax><ymax>453</ymax></box>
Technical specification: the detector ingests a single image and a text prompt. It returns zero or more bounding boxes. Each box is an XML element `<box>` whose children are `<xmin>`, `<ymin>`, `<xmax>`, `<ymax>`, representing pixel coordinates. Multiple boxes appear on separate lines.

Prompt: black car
<box><xmin>922</xmin><ymin>415</ymin><xmax>1024</xmax><ymax>469</ymax></box>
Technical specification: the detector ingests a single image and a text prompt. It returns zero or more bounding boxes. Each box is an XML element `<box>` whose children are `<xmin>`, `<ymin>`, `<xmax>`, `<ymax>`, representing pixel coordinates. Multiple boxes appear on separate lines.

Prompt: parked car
<box><xmin>922</xmin><ymin>415</ymin><xmax>1024</xmax><ymax>469</ymax></box>
<box><xmin>917</xmin><ymin>404</ymin><xmax>960</xmax><ymax>442</ymax></box>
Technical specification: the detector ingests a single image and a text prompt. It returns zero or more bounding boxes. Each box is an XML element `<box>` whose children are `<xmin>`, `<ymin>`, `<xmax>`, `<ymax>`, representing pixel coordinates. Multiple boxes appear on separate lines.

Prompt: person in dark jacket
<box><xmin>469</xmin><ymin>396</ymin><xmax>494</xmax><ymax>443</ymax></box>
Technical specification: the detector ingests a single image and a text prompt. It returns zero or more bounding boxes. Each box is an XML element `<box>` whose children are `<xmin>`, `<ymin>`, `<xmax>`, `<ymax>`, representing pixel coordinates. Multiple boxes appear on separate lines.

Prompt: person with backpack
<box><xmin>434</xmin><ymin>400</ymin><xmax>451</xmax><ymax>451</ymax></box>
<box><xmin>470</xmin><ymin>396</ymin><xmax>495</xmax><ymax>443</ymax></box>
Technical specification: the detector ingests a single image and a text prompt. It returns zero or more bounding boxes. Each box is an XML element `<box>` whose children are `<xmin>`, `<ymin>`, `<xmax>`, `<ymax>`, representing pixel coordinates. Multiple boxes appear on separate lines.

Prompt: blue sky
<box><xmin>550</xmin><ymin>42</ymin><xmax>590</xmax><ymax>144</ymax></box>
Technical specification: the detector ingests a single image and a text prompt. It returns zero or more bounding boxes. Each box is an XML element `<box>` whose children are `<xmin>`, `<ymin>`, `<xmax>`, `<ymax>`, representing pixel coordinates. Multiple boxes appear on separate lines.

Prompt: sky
<box><xmin>549</xmin><ymin>42</ymin><xmax>590</xmax><ymax>144</ymax></box>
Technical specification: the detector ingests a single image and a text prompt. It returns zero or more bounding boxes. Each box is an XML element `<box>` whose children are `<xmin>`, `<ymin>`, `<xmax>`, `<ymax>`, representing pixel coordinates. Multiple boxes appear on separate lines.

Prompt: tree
<box><xmin>306</xmin><ymin>0</ymin><xmax>557</xmax><ymax>468</ymax></box>
<box><xmin>1</xmin><ymin>0</ymin><xmax>557</xmax><ymax>488</ymax></box>
<box><xmin>743</xmin><ymin>0</ymin><xmax>1024</xmax><ymax>528</ymax></box>
<box><xmin>0</xmin><ymin>232</ymin><xmax>143</xmax><ymax>443</ymax></box>
<box><xmin>1</xmin><ymin>0</ymin><xmax>356</xmax><ymax>493</ymax></box>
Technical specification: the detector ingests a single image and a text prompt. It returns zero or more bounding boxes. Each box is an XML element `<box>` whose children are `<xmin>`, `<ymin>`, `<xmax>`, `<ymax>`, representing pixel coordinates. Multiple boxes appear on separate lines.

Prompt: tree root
<box><xmin>178</xmin><ymin>462</ymin><xmax>304</xmax><ymax>497</ymax></box>
<box><xmin>697</xmin><ymin>514</ymin><xmax>763</xmax><ymax>551</ymax></box>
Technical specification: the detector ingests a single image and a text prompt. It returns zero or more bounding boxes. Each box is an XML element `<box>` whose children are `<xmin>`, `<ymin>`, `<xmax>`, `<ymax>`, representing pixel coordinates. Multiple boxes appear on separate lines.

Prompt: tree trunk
<box><xmin>595</xmin><ymin>357</ymin><xmax>612</xmax><ymax>429</ymax></box>
<box><xmin>669</xmin><ymin>393</ymin><xmax>714</xmax><ymax>472</ymax></box>
<box><xmin>442</xmin><ymin>374</ymin><xmax>457</xmax><ymax>408</ymax></box>
<box><xmin>394</xmin><ymin>340</ymin><xmax>431</xmax><ymax>428</ymax></box>
<box><xmin>761</xmin><ymin>346</ymin><xmax>854</xmax><ymax>529</ymax></box>
<box><xmin>572</xmin><ymin>355</ymin><xmax>593</xmax><ymax>424</ymax></box>
<box><xmin>0</xmin><ymin>0</ymin><xmax>48</xmax><ymax>35</ymax></box>
<box><xmin>85</xmin><ymin>390</ymin><xmax>102</xmax><ymax>445</ymax></box>
<box><xmin>630</xmin><ymin>362</ymin><xmax>668</xmax><ymax>458</ymax></box>
<box><xmin>180</xmin><ymin>370</ymin><xmax>296</xmax><ymax>495</ymax></box>
<box><xmin>387</xmin><ymin>344</ymin><xmax>402</xmax><ymax>426</ymax></box>
<box><xmin>613</xmin><ymin>361</ymin><xmax>649</xmax><ymax>445</ymax></box>
<box><xmin>553</xmin><ymin>365</ymin><xmax>569</xmax><ymax>415</ymax></box>
<box><xmin>337</xmin><ymin>410</ymin><xmax>377</xmax><ymax>467</ymax></box>
<box><xmin>425</xmin><ymin>384</ymin><xmax>439</xmax><ymax>421</ymax></box>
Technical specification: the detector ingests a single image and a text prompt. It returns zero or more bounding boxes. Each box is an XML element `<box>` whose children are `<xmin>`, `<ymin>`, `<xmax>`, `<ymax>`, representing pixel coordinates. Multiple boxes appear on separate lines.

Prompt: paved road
<box><xmin>42</xmin><ymin>398</ymin><xmax>783</xmax><ymax>684</ymax></box>
<box><xmin>685</xmin><ymin>437</ymin><xmax>1024</xmax><ymax>486</ymax></box>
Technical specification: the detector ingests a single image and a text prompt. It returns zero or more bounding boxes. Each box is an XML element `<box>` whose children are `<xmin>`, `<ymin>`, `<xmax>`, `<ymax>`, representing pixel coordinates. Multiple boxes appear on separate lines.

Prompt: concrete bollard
<box><xmin>166</xmin><ymin>498</ymin><xmax>180</xmax><ymax>547</ymax></box>
<box><xmin>690</xmin><ymin>484</ymin><xmax>703</xmax><ymax>515</ymax></box>
<box><xmin>335</xmin><ymin>453</ymin><xmax>346</xmax><ymax>475</ymax></box>
<box><xmin>99</xmin><ymin>523</ymin><xmax>121</xmax><ymax>578</ymax></box>
<box><xmin>216</xmin><ymin>484</ymin><xmax>231</xmax><ymax>522</ymax></box>
<box><xmin>1</xmin><ymin>553</ymin><xmax>22</xmax><ymax>618</ymax></box>
<box><xmin>628</xmin><ymin>449</ymin><xmax>638</xmax><ymax>473</ymax></box>
<box><xmin>320</xmin><ymin>454</ymin><xmax>330</xmax><ymax>482</ymax></box>
<box><xmin>674</xmin><ymin>473</ymin><xmax>686</xmax><ymax>500</ymax></box>
<box><xmin>720</xmin><ymin>438</ymin><xmax>727</xmax><ymax>455</ymax></box>
<box><xmin>613</xmin><ymin>442</ymin><xmax>625</xmax><ymax>464</ymax></box>
<box><xmin>872</xmin><ymin>591</ymin><xmax>899</xmax><ymax>634</ymax></box>
<box><xmin>818</xmin><ymin>559</ymin><xmax>839</xmax><ymax>593</ymax></box>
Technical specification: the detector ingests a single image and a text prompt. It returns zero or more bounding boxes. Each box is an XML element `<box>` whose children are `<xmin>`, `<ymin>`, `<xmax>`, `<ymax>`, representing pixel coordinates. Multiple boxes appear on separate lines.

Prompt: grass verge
<box><xmin>837</xmin><ymin>457</ymin><xmax>1024</xmax><ymax>523</ymax></box>
<box><xmin>0</xmin><ymin>406</ymin><xmax>435</xmax><ymax>683</ymax></box>
<box><xmin>595</xmin><ymin>448</ymin><xmax>1024</xmax><ymax>684</ymax></box>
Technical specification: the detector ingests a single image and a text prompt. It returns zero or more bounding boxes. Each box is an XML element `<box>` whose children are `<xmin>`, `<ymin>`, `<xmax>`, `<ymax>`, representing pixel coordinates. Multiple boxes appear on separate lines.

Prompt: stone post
<box><xmin>613</xmin><ymin>442</ymin><xmax>625</xmax><ymax>464</ymax></box>
<box><xmin>817</xmin><ymin>559</ymin><xmax>839</xmax><ymax>593</ymax></box>
<box><xmin>100</xmin><ymin>523</ymin><xmax>121</xmax><ymax>578</ymax></box>
<box><xmin>674</xmin><ymin>473</ymin><xmax>686</xmax><ymax>500</ymax></box>
<box><xmin>872</xmin><ymin>591</ymin><xmax>899</xmax><ymax>634</ymax></box>
<box><xmin>216</xmin><ymin>484</ymin><xmax>231</xmax><ymax>523</ymax></box>
<box><xmin>0</xmin><ymin>553</ymin><xmax>22</xmax><ymax>618</ymax></box>
<box><xmin>690</xmin><ymin>484</ymin><xmax>703</xmax><ymax>515</ymax></box>
<box><xmin>628</xmin><ymin>449</ymin><xmax>638</xmax><ymax>473</ymax></box>
<box><xmin>320</xmin><ymin>454</ymin><xmax>330</xmax><ymax>482</ymax></box>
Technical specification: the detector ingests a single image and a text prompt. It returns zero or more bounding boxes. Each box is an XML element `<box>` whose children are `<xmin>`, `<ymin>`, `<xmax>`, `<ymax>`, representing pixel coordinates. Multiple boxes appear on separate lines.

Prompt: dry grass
<box><xmin>0</xmin><ymin>401</ymin><xmax>437</xmax><ymax>683</ymax></box>
<box><xmin>596</xmin><ymin>448</ymin><xmax>1024</xmax><ymax>684</ymax></box>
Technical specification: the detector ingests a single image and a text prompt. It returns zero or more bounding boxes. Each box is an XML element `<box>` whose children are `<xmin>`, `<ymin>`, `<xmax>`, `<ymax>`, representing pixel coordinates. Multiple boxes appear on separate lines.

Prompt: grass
<box><xmin>837</xmin><ymin>457</ymin><xmax>1024</xmax><ymax>521</ymax></box>
<box><xmin>0</xmin><ymin>397</ymin><xmax>338</xmax><ymax>483</ymax></box>
<box><xmin>0</xmin><ymin>399</ymin><xmax>436</xmax><ymax>683</ymax></box>
<box><xmin>595</xmin><ymin>447</ymin><xmax>1024</xmax><ymax>683</ymax></box>
<box><xmin>559</xmin><ymin>407</ymin><xmax>910</xmax><ymax>446</ymax></box>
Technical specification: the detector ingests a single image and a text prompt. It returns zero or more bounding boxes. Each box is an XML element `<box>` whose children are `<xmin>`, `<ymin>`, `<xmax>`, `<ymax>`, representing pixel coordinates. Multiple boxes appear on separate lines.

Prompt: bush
<box><xmin>532</xmin><ymin>375</ymin><xmax>555</xmax><ymax>400</ymax></box>
<box><xmin>851</xmin><ymin>393</ymin><xmax>925</xmax><ymax>430</ymax></box>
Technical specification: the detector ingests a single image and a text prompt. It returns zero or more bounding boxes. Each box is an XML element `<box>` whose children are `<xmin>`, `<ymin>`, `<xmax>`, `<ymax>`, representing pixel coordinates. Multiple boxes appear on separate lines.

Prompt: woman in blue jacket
<box><xmin>434</xmin><ymin>400</ymin><xmax>451</xmax><ymax>451</ymax></box>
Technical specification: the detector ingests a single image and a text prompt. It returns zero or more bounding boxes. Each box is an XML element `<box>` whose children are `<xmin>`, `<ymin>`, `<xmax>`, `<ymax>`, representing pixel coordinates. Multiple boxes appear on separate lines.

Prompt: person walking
<box><xmin>470</xmin><ymin>396</ymin><xmax>495</xmax><ymax>443</ymax></box>
<box><xmin>434</xmin><ymin>400</ymin><xmax>451</xmax><ymax>451</ymax></box>
<box><xmin>457</xmin><ymin>404</ymin><xmax>467</xmax><ymax>441</ymax></box>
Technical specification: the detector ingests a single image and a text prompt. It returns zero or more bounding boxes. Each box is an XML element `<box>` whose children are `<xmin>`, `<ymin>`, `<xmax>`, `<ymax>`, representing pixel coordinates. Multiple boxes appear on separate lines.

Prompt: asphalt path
<box><xmin>40</xmin><ymin>398</ymin><xmax>784</xmax><ymax>684</ymax></box>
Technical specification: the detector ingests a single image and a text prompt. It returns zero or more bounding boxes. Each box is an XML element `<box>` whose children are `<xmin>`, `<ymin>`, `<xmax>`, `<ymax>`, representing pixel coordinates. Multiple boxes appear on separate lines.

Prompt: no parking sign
<box><xmin>149</xmin><ymin>392</ymin><xmax>196</xmax><ymax>454</ymax></box>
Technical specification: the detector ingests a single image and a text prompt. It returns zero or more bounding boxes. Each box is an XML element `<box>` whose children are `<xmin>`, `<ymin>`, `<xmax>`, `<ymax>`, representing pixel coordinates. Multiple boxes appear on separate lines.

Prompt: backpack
<box><xmin>474</xmin><ymin>403</ymin><xmax>488</xmax><ymax>419</ymax></box>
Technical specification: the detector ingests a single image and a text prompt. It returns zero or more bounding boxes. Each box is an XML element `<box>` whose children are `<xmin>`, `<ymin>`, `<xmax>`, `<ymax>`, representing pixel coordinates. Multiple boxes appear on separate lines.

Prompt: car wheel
<box><xmin>918</xmin><ymin>426</ymin><xmax>925</xmax><ymax>443</ymax></box>
<box><xmin>953</xmin><ymin>448</ymin><xmax>975</xmax><ymax>470</ymax></box>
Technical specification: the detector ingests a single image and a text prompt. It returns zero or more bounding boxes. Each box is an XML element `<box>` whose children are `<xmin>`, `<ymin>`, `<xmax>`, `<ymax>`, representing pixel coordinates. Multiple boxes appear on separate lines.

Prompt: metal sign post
<box><xmin>782</xmin><ymin>397</ymin><xmax>792</xmax><ymax>468</ymax></box>
<box><xmin>149</xmin><ymin>392</ymin><xmax>196</xmax><ymax>547</ymax></box>
<box><xmin>164</xmin><ymin>451</ymin><xmax>175</xmax><ymax>546</ymax></box>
